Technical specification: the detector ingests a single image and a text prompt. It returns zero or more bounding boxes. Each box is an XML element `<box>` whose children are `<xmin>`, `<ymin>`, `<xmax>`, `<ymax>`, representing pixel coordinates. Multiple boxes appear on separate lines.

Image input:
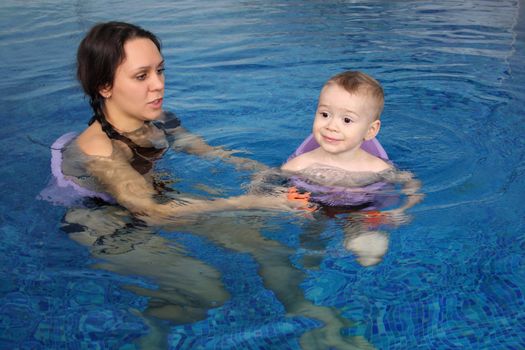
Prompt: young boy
<box><xmin>281</xmin><ymin>70</ymin><xmax>421</xmax><ymax>208</ymax></box>
<box><xmin>281</xmin><ymin>71</ymin><xmax>423</xmax><ymax>266</ymax></box>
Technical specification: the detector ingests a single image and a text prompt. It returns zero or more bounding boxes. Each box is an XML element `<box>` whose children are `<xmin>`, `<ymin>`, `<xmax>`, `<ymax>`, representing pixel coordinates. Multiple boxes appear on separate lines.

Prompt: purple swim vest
<box><xmin>287</xmin><ymin>135</ymin><xmax>392</xmax><ymax>208</ymax></box>
<box><xmin>38</xmin><ymin>132</ymin><xmax>115</xmax><ymax>206</ymax></box>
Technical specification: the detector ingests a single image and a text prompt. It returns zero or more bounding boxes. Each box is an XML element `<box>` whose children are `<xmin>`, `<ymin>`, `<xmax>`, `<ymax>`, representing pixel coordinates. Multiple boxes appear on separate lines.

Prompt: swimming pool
<box><xmin>1</xmin><ymin>0</ymin><xmax>524</xmax><ymax>349</ymax></box>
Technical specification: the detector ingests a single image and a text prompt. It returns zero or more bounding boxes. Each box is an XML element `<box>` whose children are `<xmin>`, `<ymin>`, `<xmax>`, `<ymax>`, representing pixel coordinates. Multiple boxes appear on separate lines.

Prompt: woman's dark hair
<box><xmin>76</xmin><ymin>21</ymin><xmax>161</xmax><ymax>122</ymax></box>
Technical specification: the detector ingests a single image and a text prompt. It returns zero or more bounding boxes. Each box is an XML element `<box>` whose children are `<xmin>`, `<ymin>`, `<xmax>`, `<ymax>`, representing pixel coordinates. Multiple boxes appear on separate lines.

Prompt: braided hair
<box><xmin>76</xmin><ymin>21</ymin><xmax>161</xmax><ymax>126</ymax></box>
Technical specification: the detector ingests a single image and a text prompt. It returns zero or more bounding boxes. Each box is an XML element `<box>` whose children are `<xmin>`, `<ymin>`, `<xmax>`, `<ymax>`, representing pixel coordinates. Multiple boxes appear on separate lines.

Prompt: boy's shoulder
<box><xmin>361</xmin><ymin>151</ymin><xmax>392</xmax><ymax>172</ymax></box>
<box><xmin>283</xmin><ymin>148</ymin><xmax>392</xmax><ymax>173</ymax></box>
<box><xmin>282</xmin><ymin>150</ymin><xmax>320</xmax><ymax>172</ymax></box>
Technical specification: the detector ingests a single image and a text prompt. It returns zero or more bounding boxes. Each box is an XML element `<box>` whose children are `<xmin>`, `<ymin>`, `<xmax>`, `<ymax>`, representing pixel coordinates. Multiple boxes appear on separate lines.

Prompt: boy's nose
<box><xmin>325</xmin><ymin>118</ymin><xmax>339</xmax><ymax>131</ymax></box>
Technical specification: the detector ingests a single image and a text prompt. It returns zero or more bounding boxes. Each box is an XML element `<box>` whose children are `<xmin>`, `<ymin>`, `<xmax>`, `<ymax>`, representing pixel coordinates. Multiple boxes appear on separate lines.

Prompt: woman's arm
<box><xmin>168</xmin><ymin>126</ymin><xmax>268</xmax><ymax>171</ymax></box>
<box><xmin>85</xmin><ymin>153</ymin><xmax>291</xmax><ymax>224</ymax></box>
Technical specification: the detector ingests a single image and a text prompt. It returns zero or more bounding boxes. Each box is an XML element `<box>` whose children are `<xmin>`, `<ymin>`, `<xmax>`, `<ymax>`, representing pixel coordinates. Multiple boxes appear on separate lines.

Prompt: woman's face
<box><xmin>101</xmin><ymin>37</ymin><xmax>165</xmax><ymax>130</ymax></box>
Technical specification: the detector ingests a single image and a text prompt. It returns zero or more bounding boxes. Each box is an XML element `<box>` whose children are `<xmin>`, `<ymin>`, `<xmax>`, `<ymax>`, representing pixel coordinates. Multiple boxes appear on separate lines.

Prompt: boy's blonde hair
<box><xmin>326</xmin><ymin>71</ymin><xmax>384</xmax><ymax>120</ymax></box>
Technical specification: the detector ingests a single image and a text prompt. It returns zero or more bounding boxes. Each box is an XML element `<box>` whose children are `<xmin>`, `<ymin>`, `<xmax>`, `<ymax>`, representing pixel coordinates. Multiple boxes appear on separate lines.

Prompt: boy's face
<box><xmin>312</xmin><ymin>83</ymin><xmax>380</xmax><ymax>156</ymax></box>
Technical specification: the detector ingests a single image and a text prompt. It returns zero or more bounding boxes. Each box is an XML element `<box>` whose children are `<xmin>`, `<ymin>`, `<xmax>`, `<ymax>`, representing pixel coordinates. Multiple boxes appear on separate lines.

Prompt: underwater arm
<box><xmin>381</xmin><ymin>170</ymin><xmax>424</xmax><ymax>222</ymax></box>
<box><xmin>401</xmin><ymin>181</ymin><xmax>423</xmax><ymax>211</ymax></box>
<box><xmin>168</xmin><ymin>126</ymin><xmax>268</xmax><ymax>171</ymax></box>
<box><xmin>85</xmin><ymin>155</ymin><xmax>293</xmax><ymax>224</ymax></box>
<box><xmin>396</xmin><ymin>171</ymin><xmax>424</xmax><ymax>211</ymax></box>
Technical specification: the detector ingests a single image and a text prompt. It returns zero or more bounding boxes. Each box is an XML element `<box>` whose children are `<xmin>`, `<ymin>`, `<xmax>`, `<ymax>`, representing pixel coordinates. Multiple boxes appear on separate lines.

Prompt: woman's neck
<box><xmin>103</xmin><ymin>106</ymin><xmax>144</xmax><ymax>133</ymax></box>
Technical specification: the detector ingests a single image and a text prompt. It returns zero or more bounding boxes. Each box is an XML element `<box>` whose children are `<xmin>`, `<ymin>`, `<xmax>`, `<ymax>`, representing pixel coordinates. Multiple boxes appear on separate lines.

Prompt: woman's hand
<box><xmin>230</xmin><ymin>192</ymin><xmax>318</xmax><ymax>213</ymax></box>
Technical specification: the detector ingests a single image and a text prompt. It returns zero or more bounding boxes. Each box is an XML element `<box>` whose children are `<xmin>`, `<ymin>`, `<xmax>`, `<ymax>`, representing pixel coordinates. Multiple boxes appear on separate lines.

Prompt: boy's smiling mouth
<box><xmin>321</xmin><ymin>134</ymin><xmax>341</xmax><ymax>143</ymax></box>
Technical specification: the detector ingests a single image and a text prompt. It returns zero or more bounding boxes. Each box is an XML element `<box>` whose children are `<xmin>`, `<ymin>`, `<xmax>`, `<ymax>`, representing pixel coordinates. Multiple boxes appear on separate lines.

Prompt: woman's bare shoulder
<box><xmin>76</xmin><ymin>123</ymin><xmax>113</xmax><ymax>157</ymax></box>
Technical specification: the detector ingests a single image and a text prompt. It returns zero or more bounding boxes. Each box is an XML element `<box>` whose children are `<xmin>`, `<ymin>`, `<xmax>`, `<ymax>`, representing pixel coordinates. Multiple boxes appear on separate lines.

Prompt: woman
<box><xmin>61</xmin><ymin>21</ymin><xmax>289</xmax><ymax>223</ymax></box>
<box><xmin>56</xmin><ymin>18</ymin><xmax>284</xmax><ymax>334</ymax></box>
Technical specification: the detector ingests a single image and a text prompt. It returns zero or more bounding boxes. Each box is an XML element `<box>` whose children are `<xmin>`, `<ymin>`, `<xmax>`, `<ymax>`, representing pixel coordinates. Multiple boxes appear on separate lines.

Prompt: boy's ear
<box><xmin>365</xmin><ymin>120</ymin><xmax>381</xmax><ymax>140</ymax></box>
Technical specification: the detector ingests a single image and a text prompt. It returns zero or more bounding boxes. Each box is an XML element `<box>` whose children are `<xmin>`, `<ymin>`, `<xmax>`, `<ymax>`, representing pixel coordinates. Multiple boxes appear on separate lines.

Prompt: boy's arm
<box><xmin>381</xmin><ymin>170</ymin><xmax>424</xmax><ymax>221</ymax></box>
<box><xmin>390</xmin><ymin>170</ymin><xmax>423</xmax><ymax>209</ymax></box>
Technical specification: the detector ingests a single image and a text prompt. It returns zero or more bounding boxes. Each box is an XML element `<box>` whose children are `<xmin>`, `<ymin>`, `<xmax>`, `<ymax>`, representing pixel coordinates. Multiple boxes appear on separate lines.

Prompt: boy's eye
<box><xmin>320</xmin><ymin>112</ymin><xmax>329</xmax><ymax>118</ymax></box>
<box><xmin>343</xmin><ymin>117</ymin><xmax>353</xmax><ymax>124</ymax></box>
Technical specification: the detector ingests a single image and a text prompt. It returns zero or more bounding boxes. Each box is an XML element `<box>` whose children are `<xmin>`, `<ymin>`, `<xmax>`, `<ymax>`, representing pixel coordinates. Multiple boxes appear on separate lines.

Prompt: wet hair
<box><xmin>326</xmin><ymin>71</ymin><xmax>384</xmax><ymax>120</ymax></box>
<box><xmin>76</xmin><ymin>21</ymin><xmax>161</xmax><ymax>123</ymax></box>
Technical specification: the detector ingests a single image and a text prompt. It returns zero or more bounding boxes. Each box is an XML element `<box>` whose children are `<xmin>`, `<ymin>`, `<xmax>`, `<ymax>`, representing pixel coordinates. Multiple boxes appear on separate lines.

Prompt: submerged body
<box><xmin>60</xmin><ymin>117</ymin><xmax>174</xmax><ymax>202</ymax></box>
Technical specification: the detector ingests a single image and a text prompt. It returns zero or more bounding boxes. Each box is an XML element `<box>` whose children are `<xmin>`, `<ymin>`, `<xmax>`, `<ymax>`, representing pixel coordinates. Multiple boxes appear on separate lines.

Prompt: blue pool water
<box><xmin>1</xmin><ymin>0</ymin><xmax>524</xmax><ymax>349</ymax></box>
